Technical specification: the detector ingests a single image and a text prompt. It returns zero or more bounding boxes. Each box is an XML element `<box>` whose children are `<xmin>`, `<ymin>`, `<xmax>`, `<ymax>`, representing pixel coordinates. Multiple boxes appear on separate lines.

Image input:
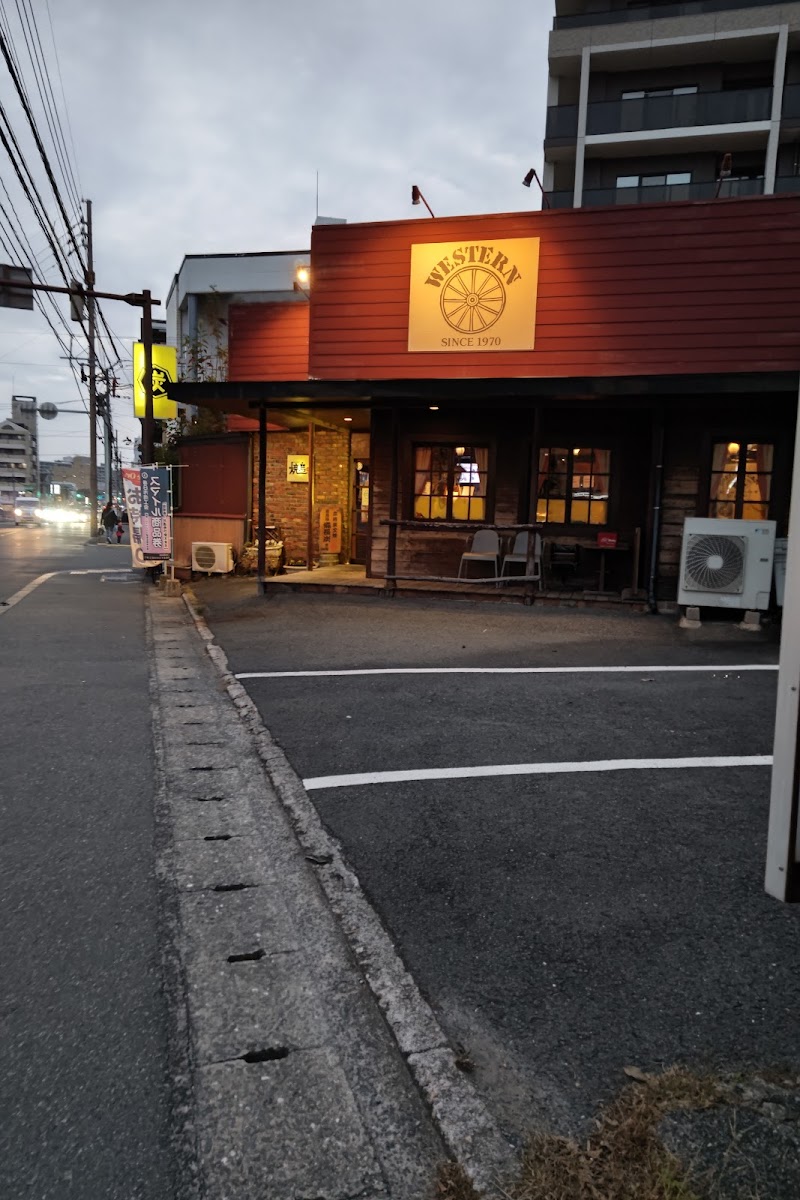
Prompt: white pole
<box><xmin>765</xmin><ymin>377</ymin><xmax>800</xmax><ymax>901</ymax></box>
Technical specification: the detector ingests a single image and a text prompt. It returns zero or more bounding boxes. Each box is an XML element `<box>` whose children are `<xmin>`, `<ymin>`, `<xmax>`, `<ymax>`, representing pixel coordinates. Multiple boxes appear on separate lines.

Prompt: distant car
<box><xmin>14</xmin><ymin>497</ymin><xmax>45</xmax><ymax>526</ymax></box>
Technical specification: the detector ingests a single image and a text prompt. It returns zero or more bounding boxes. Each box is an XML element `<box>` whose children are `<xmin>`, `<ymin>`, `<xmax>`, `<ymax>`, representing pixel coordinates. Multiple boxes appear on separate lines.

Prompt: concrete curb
<box><xmin>182</xmin><ymin>587</ymin><xmax>518</xmax><ymax>1195</ymax></box>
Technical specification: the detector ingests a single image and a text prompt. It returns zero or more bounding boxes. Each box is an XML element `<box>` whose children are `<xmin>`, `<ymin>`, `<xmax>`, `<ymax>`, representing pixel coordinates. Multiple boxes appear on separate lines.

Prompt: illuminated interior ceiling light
<box><xmin>728</xmin><ymin>442</ymin><xmax>740</xmax><ymax>454</ymax></box>
<box><xmin>573</xmin><ymin>448</ymin><xmax>581</xmax><ymax>455</ymax></box>
<box><xmin>455</xmin><ymin>446</ymin><xmax>465</xmax><ymax>455</ymax></box>
<box><xmin>429</xmin><ymin>405</ymin><xmax>439</xmax><ymax>411</ymax></box>
<box><xmin>343</xmin><ymin>416</ymin><xmax>353</xmax><ymax>422</ymax></box>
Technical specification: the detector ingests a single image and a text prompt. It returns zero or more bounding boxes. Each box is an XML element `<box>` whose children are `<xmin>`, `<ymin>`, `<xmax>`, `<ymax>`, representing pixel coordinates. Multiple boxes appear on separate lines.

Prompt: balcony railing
<box><xmin>546</xmin><ymin>177</ymin><xmax>765</xmax><ymax>208</ymax></box>
<box><xmin>586</xmin><ymin>87</ymin><xmax>772</xmax><ymax>135</ymax></box>
<box><xmin>781</xmin><ymin>83</ymin><xmax>800</xmax><ymax>121</ymax></box>
<box><xmin>554</xmin><ymin>0</ymin><xmax>783</xmax><ymax>31</ymax></box>
<box><xmin>545</xmin><ymin>105</ymin><xmax>578</xmax><ymax>140</ymax></box>
<box><xmin>774</xmin><ymin>175</ymin><xmax>800</xmax><ymax>194</ymax></box>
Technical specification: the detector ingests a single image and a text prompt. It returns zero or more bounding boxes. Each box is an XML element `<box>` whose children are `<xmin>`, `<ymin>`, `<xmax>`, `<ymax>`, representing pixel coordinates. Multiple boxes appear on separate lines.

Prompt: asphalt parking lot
<box><xmin>194</xmin><ymin>583</ymin><xmax>800</xmax><ymax>1157</ymax></box>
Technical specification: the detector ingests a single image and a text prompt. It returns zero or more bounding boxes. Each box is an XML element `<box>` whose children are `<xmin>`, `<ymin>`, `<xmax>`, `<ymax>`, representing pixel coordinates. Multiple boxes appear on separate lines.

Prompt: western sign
<box><xmin>408</xmin><ymin>237</ymin><xmax>540</xmax><ymax>352</ymax></box>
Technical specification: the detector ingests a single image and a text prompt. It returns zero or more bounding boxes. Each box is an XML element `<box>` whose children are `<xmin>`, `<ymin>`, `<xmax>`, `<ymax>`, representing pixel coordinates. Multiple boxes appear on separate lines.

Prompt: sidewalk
<box><xmin>147</xmin><ymin>589</ymin><xmax>514</xmax><ymax>1197</ymax></box>
<box><xmin>0</xmin><ymin>570</ymin><xmax>175</xmax><ymax>1200</ymax></box>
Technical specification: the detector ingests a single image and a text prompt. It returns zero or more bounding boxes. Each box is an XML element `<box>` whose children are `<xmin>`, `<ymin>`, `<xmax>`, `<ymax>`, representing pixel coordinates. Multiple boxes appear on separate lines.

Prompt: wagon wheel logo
<box><xmin>440</xmin><ymin>266</ymin><xmax>506</xmax><ymax>333</ymax></box>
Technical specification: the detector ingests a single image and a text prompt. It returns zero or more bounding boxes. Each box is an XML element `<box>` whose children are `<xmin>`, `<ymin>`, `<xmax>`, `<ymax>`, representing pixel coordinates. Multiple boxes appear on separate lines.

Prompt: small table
<box><xmin>575</xmin><ymin>540</ymin><xmax>630</xmax><ymax>592</ymax></box>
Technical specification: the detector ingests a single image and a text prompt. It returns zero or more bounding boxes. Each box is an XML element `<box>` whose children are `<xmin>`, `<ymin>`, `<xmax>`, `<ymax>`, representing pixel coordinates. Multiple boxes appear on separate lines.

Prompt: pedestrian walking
<box><xmin>101</xmin><ymin>500</ymin><xmax>118</xmax><ymax>543</ymax></box>
<box><xmin>115</xmin><ymin>520</ymin><xmax>124</xmax><ymax>543</ymax></box>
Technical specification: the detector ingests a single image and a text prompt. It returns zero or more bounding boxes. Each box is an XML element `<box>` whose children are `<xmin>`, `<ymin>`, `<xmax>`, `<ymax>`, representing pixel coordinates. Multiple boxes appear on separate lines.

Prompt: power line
<box><xmin>43</xmin><ymin>0</ymin><xmax>81</xmax><ymax>203</ymax></box>
<box><xmin>16</xmin><ymin>0</ymin><xmax>81</xmax><ymax>220</ymax></box>
<box><xmin>0</xmin><ymin>22</ymin><xmax>83</xmax><ymax>266</ymax></box>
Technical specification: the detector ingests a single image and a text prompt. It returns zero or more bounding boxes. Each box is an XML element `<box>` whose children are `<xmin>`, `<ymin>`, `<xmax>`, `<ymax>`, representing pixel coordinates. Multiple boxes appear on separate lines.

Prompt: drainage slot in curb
<box><xmin>240</xmin><ymin>1047</ymin><xmax>288</xmax><ymax>1063</ymax></box>
<box><xmin>190</xmin><ymin>766</ymin><xmax>216</xmax><ymax>772</ymax></box>
<box><xmin>204</xmin><ymin>834</ymin><xmax>232</xmax><ymax>842</ymax></box>
<box><xmin>213</xmin><ymin>883</ymin><xmax>255</xmax><ymax>892</ymax></box>
<box><xmin>227</xmin><ymin>949</ymin><xmax>266</xmax><ymax>963</ymax></box>
<box><xmin>195</xmin><ymin>796</ymin><xmax>224</xmax><ymax>803</ymax></box>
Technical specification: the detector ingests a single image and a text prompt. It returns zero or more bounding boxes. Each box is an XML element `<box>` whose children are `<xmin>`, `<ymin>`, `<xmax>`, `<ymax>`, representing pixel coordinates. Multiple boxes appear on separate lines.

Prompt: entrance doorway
<box><xmin>351</xmin><ymin>458</ymin><xmax>369</xmax><ymax>564</ymax></box>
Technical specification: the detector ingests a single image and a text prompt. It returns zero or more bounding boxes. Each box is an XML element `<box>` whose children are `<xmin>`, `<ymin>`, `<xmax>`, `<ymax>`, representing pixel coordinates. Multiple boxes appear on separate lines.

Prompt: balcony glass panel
<box><xmin>781</xmin><ymin>83</ymin><xmax>800</xmax><ymax>121</ymax></box>
<box><xmin>774</xmin><ymin>175</ymin><xmax>800</xmax><ymax>194</ymax></box>
<box><xmin>545</xmin><ymin>105</ymin><xmax>578</xmax><ymax>139</ymax></box>
<box><xmin>586</xmin><ymin>87</ymin><xmax>772</xmax><ymax>136</ymax></box>
<box><xmin>546</xmin><ymin>178</ymin><xmax>764</xmax><ymax>208</ymax></box>
<box><xmin>554</xmin><ymin>0</ymin><xmax>782</xmax><ymax>31</ymax></box>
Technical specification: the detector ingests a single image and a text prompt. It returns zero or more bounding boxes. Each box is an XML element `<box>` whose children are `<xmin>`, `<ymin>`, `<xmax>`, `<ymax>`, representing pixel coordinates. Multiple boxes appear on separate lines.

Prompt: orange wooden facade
<box><xmin>308</xmin><ymin>195</ymin><xmax>800</xmax><ymax>380</ymax></box>
<box><xmin>228</xmin><ymin>301</ymin><xmax>309</xmax><ymax>381</ymax></box>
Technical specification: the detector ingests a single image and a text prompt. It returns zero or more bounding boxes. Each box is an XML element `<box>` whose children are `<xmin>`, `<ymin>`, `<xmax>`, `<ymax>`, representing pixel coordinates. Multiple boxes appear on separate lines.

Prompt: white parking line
<box><xmin>238</xmin><ymin>664</ymin><xmax>778</xmax><ymax>680</ymax></box>
<box><xmin>303</xmin><ymin>754</ymin><xmax>773</xmax><ymax>791</ymax></box>
<box><xmin>0</xmin><ymin>568</ymin><xmax>132</xmax><ymax>615</ymax></box>
<box><xmin>0</xmin><ymin>571</ymin><xmax>58</xmax><ymax>614</ymax></box>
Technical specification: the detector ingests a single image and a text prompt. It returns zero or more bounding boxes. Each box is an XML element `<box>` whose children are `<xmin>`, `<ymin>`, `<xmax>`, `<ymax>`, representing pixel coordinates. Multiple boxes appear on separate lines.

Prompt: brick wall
<box><xmin>252</xmin><ymin>427</ymin><xmax>353</xmax><ymax>564</ymax></box>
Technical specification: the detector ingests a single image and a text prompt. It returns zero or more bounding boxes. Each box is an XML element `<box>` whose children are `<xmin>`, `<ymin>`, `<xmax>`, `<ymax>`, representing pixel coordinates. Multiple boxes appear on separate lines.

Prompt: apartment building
<box><xmin>0</xmin><ymin>418</ymin><xmax>29</xmax><ymax>507</ymax></box>
<box><xmin>544</xmin><ymin>1</ymin><xmax>800</xmax><ymax>207</ymax></box>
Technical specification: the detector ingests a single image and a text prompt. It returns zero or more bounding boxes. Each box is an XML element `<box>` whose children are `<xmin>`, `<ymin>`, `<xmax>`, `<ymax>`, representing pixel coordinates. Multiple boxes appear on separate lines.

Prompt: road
<box><xmin>0</xmin><ymin>524</ymin><xmax>176</xmax><ymax>1199</ymax></box>
<box><xmin>197</xmin><ymin>583</ymin><xmax>800</xmax><ymax>1149</ymax></box>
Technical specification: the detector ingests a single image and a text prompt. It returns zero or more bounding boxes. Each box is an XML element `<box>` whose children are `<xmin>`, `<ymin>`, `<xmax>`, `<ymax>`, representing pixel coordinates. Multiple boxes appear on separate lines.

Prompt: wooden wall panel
<box><xmin>228</xmin><ymin>302</ymin><xmax>309</xmax><ymax>381</ymax></box>
<box><xmin>309</xmin><ymin>196</ymin><xmax>800</xmax><ymax>380</ymax></box>
<box><xmin>178</xmin><ymin>438</ymin><xmax>249</xmax><ymax>517</ymax></box>
<box><xmin>173</xmin><ymin>516</ymin><xmax>247</xmax><ymax>571</ymax></box>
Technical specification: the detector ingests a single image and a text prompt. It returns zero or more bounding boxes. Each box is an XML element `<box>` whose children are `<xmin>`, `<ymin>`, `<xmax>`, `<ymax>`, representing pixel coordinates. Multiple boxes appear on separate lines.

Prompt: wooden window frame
<box><xmin>410</xmin><ymin>441</ymin><xmax>494</xmax><ymax>523</ymax></box>
<box><xmin>537</xmin><ymin>444</ymin><xmax>613</xmax><ymax>529</ymax></box>
<box><xmin>706</xmin><ymin>437</ymin><xmax>775</xmax><ymax>521</ymax></box>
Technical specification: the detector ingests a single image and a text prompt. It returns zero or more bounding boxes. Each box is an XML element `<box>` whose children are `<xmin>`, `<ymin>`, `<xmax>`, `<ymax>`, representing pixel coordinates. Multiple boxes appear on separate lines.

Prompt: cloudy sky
<box><xmin>0</xmin><ymin>0</ymin><xmax>550</xmax><ymax>464</ymax></box>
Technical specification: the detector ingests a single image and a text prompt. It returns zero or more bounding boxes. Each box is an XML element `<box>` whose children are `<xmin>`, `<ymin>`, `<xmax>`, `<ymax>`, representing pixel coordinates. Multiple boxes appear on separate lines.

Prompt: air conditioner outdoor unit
<box><xmin>678</xmin><ymin>518</ymin><xmax>776</xmax><ymax>610</ymax></box>
<box><xmin>191</xmin><ymin>542</ymin><xmax>234</xmax><ymax>575</ymax></box>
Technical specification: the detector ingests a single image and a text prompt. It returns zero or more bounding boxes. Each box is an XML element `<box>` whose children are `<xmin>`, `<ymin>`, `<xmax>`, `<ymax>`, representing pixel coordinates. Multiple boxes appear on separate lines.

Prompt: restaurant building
<box><xmin>173</xmin><ymin>192</ymin><xmax>800</xmax><ymax>609</ymax></box>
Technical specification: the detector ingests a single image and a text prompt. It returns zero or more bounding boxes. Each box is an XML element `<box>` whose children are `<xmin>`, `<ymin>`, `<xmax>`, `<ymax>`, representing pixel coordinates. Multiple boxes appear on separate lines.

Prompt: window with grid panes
<box><xmin>537</xmin><ymin>447</ymin><xmax>610</xmax><ymax>526</ymax></box>
<box><xmin>413</xmin><ymin>444</ymin><xmax>489</xmax><ymax>522</ymax></box>
<box><xmin>708</xmin><ymin>441</ymin><xmax>773</xmax><ymax>521</ymax></box>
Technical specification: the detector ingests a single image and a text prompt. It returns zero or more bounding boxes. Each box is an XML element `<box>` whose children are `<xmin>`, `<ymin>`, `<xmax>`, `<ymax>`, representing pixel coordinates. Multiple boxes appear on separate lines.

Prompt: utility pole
<box><xmin>85</xmin><ymin>200</ymin><xmax>97</xmax><ymax>526</ymax></box>
<box><xmin>100</xmin><ymin>369</ymin><xmax>113</xmax><ymax>501</ymax></box>
<box><xmin>141</xmin><ymin>290</ymin><xmax>154</xmax><ymax>464</ymax></box>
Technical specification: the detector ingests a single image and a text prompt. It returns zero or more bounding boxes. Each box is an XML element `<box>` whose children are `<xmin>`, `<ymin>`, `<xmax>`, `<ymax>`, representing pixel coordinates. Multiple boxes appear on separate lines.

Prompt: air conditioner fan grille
<box><xmin>194</xmin><ymin>544</ymin><xmax>217</xmax><ymax>571</ymax></box>
<box><xmin>684</xmin><ymin>533</ymin><xmax>745</xmax><ymax>592</ymax></box>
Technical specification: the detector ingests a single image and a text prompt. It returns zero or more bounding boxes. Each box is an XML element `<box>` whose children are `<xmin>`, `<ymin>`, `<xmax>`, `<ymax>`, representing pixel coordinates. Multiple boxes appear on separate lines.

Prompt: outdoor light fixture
<box><xmin>343</xmin><ymin>416</ymin><xmax>353</xmax><ymax>422</ymax></box>
<box><xmin>429</xmin><ymin>405</ymin><xmax>439</xmax><ymax>411</ymax></box>
<box><xmin>522</xmin><ymin>167</ymin><xmax>550</xmax><ymax>209</ymax></box>
<box><xmin>715</xmin><ymin>153</ymin><xmax>733</xmax><ymax>199</ymax></box>
<box><xmin>293</xmin><ymin>264</ymin><xmax>311</xmax><ymax>296</ymax></box>
<box><xmin>411</xmin><ymin>185</ymin><xmax>435</xmax><ymax>218</ymax></box>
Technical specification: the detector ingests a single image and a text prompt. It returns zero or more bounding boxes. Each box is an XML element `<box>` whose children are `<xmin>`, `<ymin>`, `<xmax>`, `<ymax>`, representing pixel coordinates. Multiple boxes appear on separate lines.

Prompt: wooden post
<box><xmin>306</xmin><ymin>420</ymin><xmax>315</xmax><ymax>571</ymax></box>
<box><xmin>524</xmin><ymin>529</ymin><xmax>537</xmax><ymax>605</ymax></box>
<box><xmin>385</xmin><ymin>405</ymin><xmax>399</xmax><ymax>595</ymax></box>
<box><xmin>257</xmin><ymin>404</ymin><xmax>267</xmax><ymax>592</ymax></box>
<box><xmin>526</xmin><ymin>404</ymin><xmax>543</xmax><ymax>600</ymax></box>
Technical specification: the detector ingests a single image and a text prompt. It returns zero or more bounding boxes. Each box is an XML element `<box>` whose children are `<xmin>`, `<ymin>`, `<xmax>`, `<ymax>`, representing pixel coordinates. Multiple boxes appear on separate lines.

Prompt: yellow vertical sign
<box><xmin>132</xmin><ymin>343</ymin><xmax>178</xmax><ymax>418</ymax></box>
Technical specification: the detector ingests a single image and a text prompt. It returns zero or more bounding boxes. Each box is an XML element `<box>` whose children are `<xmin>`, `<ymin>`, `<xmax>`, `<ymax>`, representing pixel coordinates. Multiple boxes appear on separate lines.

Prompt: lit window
<box><xmin>616</xmin><ymin>175</ymin><xmax>640</xmax><ymax>189</ymax></box>
<box><xmin>413</xmin><ymin>444</ymin><xmax>489</xmax><ymax>522</ymax></box>
<box><xmin>537</xmin><ymin>447</ymin><xmax>610</xmax><ymax>526</ymax></box>
<box><xmin>708</xmin><ymin>441</ymin><xmax>773</xmax><ymax>521</ymax></box>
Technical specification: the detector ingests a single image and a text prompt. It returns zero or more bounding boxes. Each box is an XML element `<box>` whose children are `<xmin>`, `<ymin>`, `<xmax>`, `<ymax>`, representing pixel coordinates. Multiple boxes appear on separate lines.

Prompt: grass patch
<box><xmin>434</xmin><ymin>1067</ymin><xmax>723</xmax><ymax>1200</ymax></box>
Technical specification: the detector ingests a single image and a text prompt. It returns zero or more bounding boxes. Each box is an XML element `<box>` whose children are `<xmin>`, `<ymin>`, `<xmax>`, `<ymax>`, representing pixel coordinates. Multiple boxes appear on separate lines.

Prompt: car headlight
<box><xmin>34</xmin><ymin>509</ymin><xmax>44</xmax><ymax>518</ymax></box>
<box><xmin>14</xmin><ymin>508</ymin><xmax>22</xmax><ymax>516</ymax></box>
